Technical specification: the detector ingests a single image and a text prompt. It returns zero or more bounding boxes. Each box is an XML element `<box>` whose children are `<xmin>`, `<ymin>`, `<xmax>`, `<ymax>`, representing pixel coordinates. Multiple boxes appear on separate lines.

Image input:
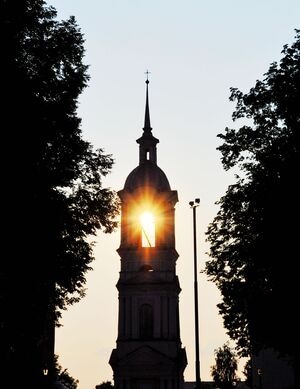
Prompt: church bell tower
<box><xmin>109</xmin><ymin>79</ymin><xmax>187</xmax><ymax>389</ymax></box>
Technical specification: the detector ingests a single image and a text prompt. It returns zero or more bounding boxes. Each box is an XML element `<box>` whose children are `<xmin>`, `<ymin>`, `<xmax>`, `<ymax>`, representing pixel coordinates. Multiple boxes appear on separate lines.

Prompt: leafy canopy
<box><xmin>2</xmin><ymin>0</ymin><xmax>119</xmax><ymax>317</ymax></box>
<box><xmin>211</xmin><ymin>343</ymin><xmax>239</xmax><ymax>389</ymax></box>
<box><xmin>54</xmin><ymin>355</ymin><xmax>79</xmax><ymax>389</ymax></box>
<box><xmin>1</xmin><ymin>0</ymin><xmax>119</xmax><ymax>385</ymax></box>
<box><xmin>95</xmin><ymin>381</ymin><xmax>114</xmax><ymax>389</ymax></box>
<box><xmin>205</xmin><ymin>30</ymin><xmax>300</xmax><ymax>358</ymax></box>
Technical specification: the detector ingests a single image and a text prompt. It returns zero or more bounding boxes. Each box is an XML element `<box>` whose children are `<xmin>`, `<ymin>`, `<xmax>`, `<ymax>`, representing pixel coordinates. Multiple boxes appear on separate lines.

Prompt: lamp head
<box><xmin>189</xmin><ymin>201</ymin><xmax>194</xmax><ymax>207</ymax></box>
<box><xmin>195</xmin><ymin>198</ymin><xmax>200</xmax><ymax>204</ymax></box>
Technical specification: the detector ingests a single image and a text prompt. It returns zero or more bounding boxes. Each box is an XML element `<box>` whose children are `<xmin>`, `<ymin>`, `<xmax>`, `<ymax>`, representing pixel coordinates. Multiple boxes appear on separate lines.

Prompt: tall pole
<box><xmin>189</xmin><ymin>199</ymin><xmax>201</xmax><ymax>389</ymax></box>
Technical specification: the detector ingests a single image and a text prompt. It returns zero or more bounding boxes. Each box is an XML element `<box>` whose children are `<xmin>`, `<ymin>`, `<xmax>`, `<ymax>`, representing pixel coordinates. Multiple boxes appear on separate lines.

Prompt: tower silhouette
<box><xmin>109</xmin><ymin>79</ymin><xmax>187</xmax><ymax>389</ymax></box>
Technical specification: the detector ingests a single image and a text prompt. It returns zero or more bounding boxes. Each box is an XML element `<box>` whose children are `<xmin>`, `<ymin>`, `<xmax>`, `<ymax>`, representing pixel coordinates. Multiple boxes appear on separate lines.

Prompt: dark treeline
<box><xmin>1</xmin><ymin>1</ymin><xmax>119</xmax><ymax>387</ymax></box>
<box><xmin>205</xmin><ymin>29</ymin><xmax>300</xmax><ymax>380</ymax></box>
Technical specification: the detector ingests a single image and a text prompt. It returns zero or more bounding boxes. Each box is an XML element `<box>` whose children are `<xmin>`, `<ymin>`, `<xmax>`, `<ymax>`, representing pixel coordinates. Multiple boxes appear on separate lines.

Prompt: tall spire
<box><xmin>137</xmin><ymin>72</ymin><xmax>159</xmax><ymax>165</ymax></box>
<box><xmin>143</xmin><ymin>72</ymin><xmax>152</xmax><ymax>133</ymax></box>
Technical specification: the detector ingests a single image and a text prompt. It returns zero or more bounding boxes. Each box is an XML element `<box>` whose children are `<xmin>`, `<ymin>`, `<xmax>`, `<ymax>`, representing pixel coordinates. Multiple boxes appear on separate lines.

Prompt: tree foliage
<box><xmin>211</xmin><ymin>343</ymin><xmax>239</xmax><ymax>389</ymax></box>
<box><xmin>1</xmin><ymin>0</ymin><xmax>119</xmax><ymax>386</ymax></box>
<box><xmin>205</xmin><ymin>30</ymin><xmax>300</xmax><ymax>359</ymax></box>
<box><xmin>242</xmin><ymin>359</ymin><xmax>252</xmax><ymax>388</ymax></box>
<box><xmin>95</xmin><ymin>381</ymin><xmax>114</xmax><ymax>389</ymax></box>
<box><xmin>54</xmin><ymin>355</ymin><xmax>78</xmax><ymax>389</ymax></box>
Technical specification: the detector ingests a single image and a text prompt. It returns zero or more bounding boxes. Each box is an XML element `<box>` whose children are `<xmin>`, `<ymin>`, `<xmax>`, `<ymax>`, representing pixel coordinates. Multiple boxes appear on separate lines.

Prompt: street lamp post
<box><xmin>189</xmin><ymin>198</ymin><xmax>201</xmax><ymax>389</ymax></box>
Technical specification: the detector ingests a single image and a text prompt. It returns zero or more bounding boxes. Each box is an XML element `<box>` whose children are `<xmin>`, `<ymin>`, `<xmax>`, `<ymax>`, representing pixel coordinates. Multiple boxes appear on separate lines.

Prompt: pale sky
<box><xmin>46</xmin><ymin>1</ymin><xmax>299</xmax><ymax>388</ymax></box>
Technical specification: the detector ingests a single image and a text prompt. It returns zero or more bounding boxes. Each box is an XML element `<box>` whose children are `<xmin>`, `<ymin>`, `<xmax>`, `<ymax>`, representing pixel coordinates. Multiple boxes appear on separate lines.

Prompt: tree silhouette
<box><xmin>54</xmin><ymin>355</ymin><xmax>78</xmax><ymax>389</ymax></box>
<box><xmin>205</xmin><ymin>29</ymin><xmax>300</xmax><ymax>363</ymax></box>
<box><xmin>1</xmin><ymin>1</ymin><xmax>119</xmax><ymax>387</ymax></box>
<box><xmin>242</xmin><ymin>359</ymin><xmax>252</xmax><ymax>388</ymax></box>
<box><xmin>95</xmin><ymin>381</ymin><xmax>114</xmax><ymax>389</ymax></box>
<box><xmin>211</xmin><ymin>343</ymin><xmax>239</xmax><ymax>389</ymax></box>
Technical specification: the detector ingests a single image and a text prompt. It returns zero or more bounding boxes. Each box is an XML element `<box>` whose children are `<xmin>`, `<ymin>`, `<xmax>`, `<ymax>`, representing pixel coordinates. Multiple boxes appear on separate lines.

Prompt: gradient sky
<box><xmin>46</xmin><ymin>1</ymin><xmax>299</xmax><ymax>388</ymax></box>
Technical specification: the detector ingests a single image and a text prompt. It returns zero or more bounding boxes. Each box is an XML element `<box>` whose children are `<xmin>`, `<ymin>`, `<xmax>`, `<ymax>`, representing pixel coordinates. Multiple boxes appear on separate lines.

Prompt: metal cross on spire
<box><xmin>145</xmin><ymin>69</ymin><xmax>151</xmax><ymax>84</ymax></box>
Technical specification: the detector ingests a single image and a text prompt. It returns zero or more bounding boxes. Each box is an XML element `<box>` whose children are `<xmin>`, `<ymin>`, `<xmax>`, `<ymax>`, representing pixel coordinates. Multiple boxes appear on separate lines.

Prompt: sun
<box><xmin>140</xmin><ymin>211</ymin><xmax>154</xmax><ymax>227</ymax></box>
<box><xmin>140</xmin><ymin>211</ymin><xmax>155</xmax><ymax>247</ymax></box>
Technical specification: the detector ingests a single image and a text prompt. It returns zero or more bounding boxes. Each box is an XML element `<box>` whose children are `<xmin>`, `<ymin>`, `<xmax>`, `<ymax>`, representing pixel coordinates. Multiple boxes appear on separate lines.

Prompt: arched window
<box><xmin>139</xmin><ymin>304</ymin><xmax>153</xmax><ymax>339</ymax></box>
<box><xmin>140</xmin><ymin>212</ymin><xmax>155</xmax><ymax>247</ymax></box>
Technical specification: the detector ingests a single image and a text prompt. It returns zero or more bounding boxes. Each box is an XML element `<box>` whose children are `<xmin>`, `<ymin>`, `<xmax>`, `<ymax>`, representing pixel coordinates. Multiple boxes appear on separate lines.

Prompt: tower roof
<box><xmin>136</xmin><ymin>78</ymin><xmax>159</xmax><ymax>161</ymax></box>
<box><xmin>123</xmin><ymin>77</ymin><xmax>171</xmax><ymax>192</ymax></box>
<box><xmin>124</xmin><ymin>161</ymin><xmax>171</xmax><ymax>191</ymax></box>
<box><xmin>143</xmin><ymin>78</ymin><xmax>152</xmax><ymax>135</ymax></box>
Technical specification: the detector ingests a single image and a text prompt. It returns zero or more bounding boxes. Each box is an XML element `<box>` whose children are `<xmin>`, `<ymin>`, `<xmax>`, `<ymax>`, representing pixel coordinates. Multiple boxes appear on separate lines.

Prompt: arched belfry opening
<box><xmin>109</xmin><ymin>79</ymin><xmax>187</xmax><ymax>389</ymax></box>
